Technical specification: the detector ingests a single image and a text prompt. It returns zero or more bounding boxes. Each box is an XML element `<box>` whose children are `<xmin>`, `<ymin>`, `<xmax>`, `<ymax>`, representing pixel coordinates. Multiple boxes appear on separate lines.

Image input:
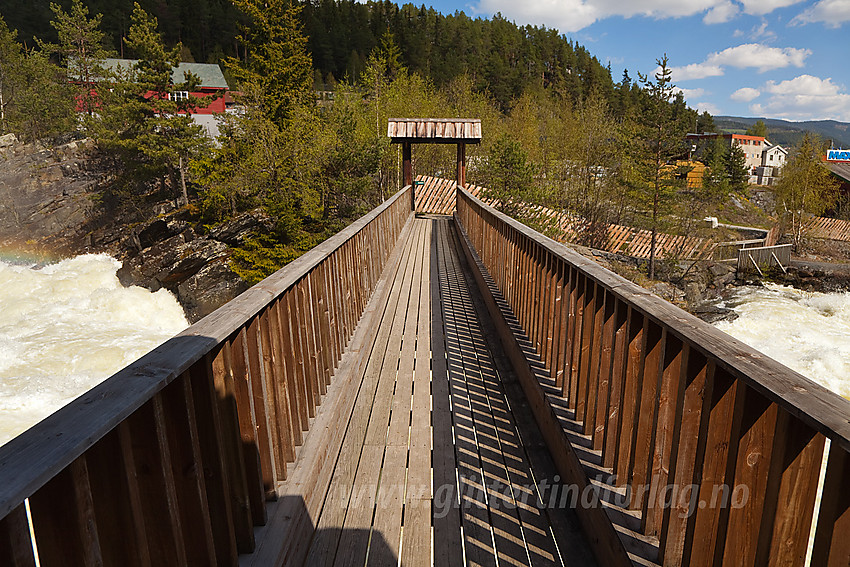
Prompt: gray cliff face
<box><xmin>0</xmin><ymin>134</ymin><xmax>100</xmax><ymax>249</ymax></box>
<box><xmin>0</xmin><ymin>135</ymin><xmax>252</xmax><ymax>323</ymax></box>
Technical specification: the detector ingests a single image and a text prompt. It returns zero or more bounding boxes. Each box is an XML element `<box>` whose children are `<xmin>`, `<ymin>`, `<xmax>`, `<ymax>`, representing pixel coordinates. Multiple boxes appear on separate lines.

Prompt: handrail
<box><xmin>456</xmin><ymin>185</ymin><xmax>850</xmax><ymax>567</ymax></box>
<box><xmin>0</xmin><ymin>185</ymin><xmax>413</xmax><ymax>565</ymax></box>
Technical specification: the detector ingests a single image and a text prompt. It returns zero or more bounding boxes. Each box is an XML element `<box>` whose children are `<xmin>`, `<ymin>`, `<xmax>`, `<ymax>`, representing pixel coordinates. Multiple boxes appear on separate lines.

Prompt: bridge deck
<box><xmin>247</xmin><ymin>217</ymin><xmax>596</xmax><ymax>566</ymax></box>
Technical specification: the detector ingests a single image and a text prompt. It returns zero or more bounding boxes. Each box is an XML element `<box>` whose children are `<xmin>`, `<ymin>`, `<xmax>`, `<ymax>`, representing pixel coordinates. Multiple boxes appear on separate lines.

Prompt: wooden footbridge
<box><xmin>1</xmin><ymin>183</ymin><xmax>849</xmax><ymax>567</ymax></box>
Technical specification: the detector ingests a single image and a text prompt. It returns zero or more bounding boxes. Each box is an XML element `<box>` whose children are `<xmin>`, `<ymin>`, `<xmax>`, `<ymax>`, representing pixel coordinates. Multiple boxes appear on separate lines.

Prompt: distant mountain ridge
<box><xmin>715</xmin><ymin>116</ymin><xmax>850</xmax><ymax>149</ymax></box>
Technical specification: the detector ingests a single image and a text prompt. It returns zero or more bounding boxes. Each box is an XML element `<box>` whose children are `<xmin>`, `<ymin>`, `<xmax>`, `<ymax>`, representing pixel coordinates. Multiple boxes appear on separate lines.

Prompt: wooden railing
<box><xmin>737</xmin><ymin>244</ymin><xmax>792</xmax><ymax>275</ymax></box>
<box><xmin>0</xmin><ymin>186</ymin><xmax>413</xmax><ymax>566</ymax></box>
<box><xmin>456</xmin><ymin>186</ymin><xmax>850</xmax><ymax>567</ymax></box>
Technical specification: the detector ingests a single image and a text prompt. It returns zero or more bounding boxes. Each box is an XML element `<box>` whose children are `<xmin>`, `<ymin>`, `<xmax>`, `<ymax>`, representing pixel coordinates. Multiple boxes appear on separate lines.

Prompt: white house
<box><xmin>762</xmin><ymin>143</ymin><xmax>787</xmax><ymax>168</ymax></box>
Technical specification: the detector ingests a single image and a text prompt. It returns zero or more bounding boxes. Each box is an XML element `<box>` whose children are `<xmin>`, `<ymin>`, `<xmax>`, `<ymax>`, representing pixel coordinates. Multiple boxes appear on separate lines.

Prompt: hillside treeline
<box><xmin>3</xmin><ymin>0</ymin><xmax>711</xmax><ymax>118</ymax></box>
<box><xmin>304</xmin><ymin>1</ymin><xmax>612</xmax><ymax>110</ymax></box>
<box><xmin>0</xmin><ymin>0</ymin><xmax>735</xmax><ymax>281</ymax></box>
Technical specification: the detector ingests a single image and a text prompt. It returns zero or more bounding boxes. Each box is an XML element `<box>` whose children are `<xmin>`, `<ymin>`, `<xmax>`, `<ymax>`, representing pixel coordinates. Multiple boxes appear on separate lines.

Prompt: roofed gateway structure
<box><xmin>388</xmin><ymin>118</ymin><xmax>481</xmax><ymax>205</ymax></box>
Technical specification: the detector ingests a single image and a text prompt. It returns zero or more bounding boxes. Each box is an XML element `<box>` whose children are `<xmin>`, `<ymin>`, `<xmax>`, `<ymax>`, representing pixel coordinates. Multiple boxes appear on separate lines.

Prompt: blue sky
<box><xmin>417</xmin><ymin>0</ymin><xmax>850</xmax><ymax>122</ymax></box>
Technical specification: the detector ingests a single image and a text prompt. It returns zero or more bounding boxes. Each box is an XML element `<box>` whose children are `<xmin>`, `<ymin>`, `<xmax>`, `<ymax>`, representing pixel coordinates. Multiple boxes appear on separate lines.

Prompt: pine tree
<box><xmin>635</xmin><ymin>55</ymin><xmax>688</xmax><ymax>279</ymax></box>
<box><xmin>46</xmin><ymin>0</ymin><xmax>109</xmax><ymax>119</ymax></box>
<box><xmin>98</xmin><ymin>3</ymin><xmax>209</xmax><ymax>205</ymax></box>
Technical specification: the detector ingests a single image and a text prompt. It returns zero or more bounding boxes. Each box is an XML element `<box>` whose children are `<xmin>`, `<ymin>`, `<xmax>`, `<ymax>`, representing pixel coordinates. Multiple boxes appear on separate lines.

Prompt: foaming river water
<box><xmin>714</xmin><ymin>283</ymin><xmax>850</xmax><ymax>400</ymax></box>
<box><xmin>0</xmin><ymin>254</ymin><xmax>188</xmax><ymax>446</ymax></box>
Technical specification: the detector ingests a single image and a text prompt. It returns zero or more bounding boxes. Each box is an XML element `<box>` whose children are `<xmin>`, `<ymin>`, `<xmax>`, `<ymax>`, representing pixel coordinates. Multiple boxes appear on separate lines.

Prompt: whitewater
<box><xmin>0</xmin><ymin>253</ymin><xmax>188</xmax><ymax>446</ymax></box>
<box><xmin>715</xmin><ymin>283</ymin><xmax>850</xmax><ymax>400</ymax></box>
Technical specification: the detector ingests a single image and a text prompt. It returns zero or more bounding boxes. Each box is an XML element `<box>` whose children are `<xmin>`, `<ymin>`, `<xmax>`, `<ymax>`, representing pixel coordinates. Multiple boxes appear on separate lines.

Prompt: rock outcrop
<box><xmin>0</xmin><ymin>135</ymin><xmax>102</xmax><ymax>251</ymax></box>
<box><xmin>115</xmin><ymin>212</ymin><xmax>270</xmax><ymax>322</ymax></box>
<box><xmin>0</xmin><ymin>137</ymin><xmax>254</xmax><ymax>322</ymax></box>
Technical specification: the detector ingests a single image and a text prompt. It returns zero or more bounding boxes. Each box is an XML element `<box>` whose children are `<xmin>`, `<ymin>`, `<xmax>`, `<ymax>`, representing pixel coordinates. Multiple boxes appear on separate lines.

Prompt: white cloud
<box><xmin>670</xmin><ymin>43</ymin><xmax>811</xmax><ymax>81</ymax></box>
<box><xmin>731</xmin><ymin>87</ymin><xmax>761</xmax><ymax>102</ymax></box>
<box><xmin>710</xmin><ymin>44</ymin><xmax>810</xmax><ymax>72</ymax></box>
<box><xmin>695</xmin><ymin>101</ymin><xmax>722</xmax><ymax>114</ymax></box>
<box><xmin>737</xmin><ymin>0</ymin><xmax>805</xmax><ymax>16</ymax></box>
<box><xmin>670</xmin><ymin>62</ymin><xmax>725</xmax><ymax>81</ymax></box>
<box><xmin>792</xmin><ymin>0</ymin><xmax>850</xmax><ymax>27</ymax></box>
<box><xmin>472</xmin><ymin>0</ymin><xmax>806</xmax><ymax>31</ymax></box>
<box><xmin>750</xmin><ymin>75</ymin><xmax>850</xmax><ymax>121</ymax></box>
<box><xmin>675</xmin><ymin>87</ymin><xmax>707</xmax><ymax>99</ymax></box>
<box><xmin>750</xmin><ymin>20</ymin><xmax>776</xmax><ymax>39</ymax></box>
<box><xmin>704</xmin><ymin>1</ymin><xmax>739</xmax><ymax>23</ymax></box>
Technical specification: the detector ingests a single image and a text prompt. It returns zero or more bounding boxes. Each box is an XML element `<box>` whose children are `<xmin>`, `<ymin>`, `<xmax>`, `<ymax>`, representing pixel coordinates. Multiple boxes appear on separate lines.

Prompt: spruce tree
<box><xmin>225</xmin><ymin>0</ymin><xmax>313</xmax><ymax>126</ymax></box>
<box><xmin>725</xmin><ymin>144</ymin><xmax>749</xmax><ymax>191</ymax></box>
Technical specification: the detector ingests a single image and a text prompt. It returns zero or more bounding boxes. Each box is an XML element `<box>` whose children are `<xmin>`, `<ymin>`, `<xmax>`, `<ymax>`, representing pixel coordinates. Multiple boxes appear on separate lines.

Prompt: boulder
<box><xmin>178</xmin><ymin>261</ymin><xmax>250</xmax><ymax>322</ymax></box>
<box><xmin>207</xmin><ymin>210</ymin><xmax>271</xmax><ymax>246</ymax></box>
<box><xmin>116</xmin><ymin>231</ymin><xmax>228</xmax><ymax>291</ymax></box>
<box><xmin>0</xmin><ymin>133</ymin><xmax>18</xmax><ymax>148</ymax></box>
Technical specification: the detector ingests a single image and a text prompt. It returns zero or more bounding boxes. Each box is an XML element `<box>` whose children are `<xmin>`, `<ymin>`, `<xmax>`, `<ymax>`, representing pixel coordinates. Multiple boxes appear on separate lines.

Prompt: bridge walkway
<box><xmin>246</xmin><ymin>217</ymin><xmax>596</xmax><ymax>566</ymax></box>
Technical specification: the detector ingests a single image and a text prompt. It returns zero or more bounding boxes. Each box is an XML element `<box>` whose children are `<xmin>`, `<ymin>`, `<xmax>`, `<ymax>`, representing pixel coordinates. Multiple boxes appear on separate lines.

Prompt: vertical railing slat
<box><xmin>0</xmin><ymin>503</ymin><xmax>36</xmax><ymax>567</ymax></box>
<box><xmin>29</xmin><ymin>456</ymin><xmax>103</xmax><ymax>567</ymax></box>
<box><xmin>157</xmin><ymin>377</ymin><xmax>219</xmax><ymax>563</ymax></box>
<box><xmin>811</xmin><ymin>444</ymin><xmax>850</xmax><ymax>567</ymax></box>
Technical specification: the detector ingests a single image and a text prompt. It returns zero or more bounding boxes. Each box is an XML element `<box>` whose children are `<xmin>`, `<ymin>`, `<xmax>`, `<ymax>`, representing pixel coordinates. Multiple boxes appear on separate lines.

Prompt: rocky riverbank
<box><xmin>576</xmin><ymin>244</ymin><xmax>850</xmax><ymax>324</ymax></box>
<box><xmin>0</xmin><ymin>135</ymin><xmax>252</xmax><ymax>323</ymax></box>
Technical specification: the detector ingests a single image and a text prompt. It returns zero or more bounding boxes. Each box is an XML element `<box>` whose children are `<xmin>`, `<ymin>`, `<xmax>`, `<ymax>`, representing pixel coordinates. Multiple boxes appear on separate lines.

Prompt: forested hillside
<box><xmin>4</xmin><ymin>0</ymin><xmax>694</xmax><ymax>114</ymax></box>
<box><xmin>716</xmin><ymin>116</ymin><xmax>850</xmax><ymax>149</ymax></box>
<box><xmin>302</xmin><ymin>1</ymin><xmax>614</xmax><ymax>110</ymax></box>
<box><xmin>0</xmin><ymin>0</ymin><xmax>723</xmax><ymax>282</ymax></box>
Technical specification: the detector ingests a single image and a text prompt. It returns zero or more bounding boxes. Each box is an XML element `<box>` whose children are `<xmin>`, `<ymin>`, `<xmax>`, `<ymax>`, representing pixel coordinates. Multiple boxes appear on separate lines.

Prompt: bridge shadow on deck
<box><xmin>246</xmin><ymin>216</ymin><xmax>598</xmax><ymax>566</ymax></box>
<box><xmin>460</xmin><ymin>223</ymin><xmax>662</xmax><ymax>567</ymax></box>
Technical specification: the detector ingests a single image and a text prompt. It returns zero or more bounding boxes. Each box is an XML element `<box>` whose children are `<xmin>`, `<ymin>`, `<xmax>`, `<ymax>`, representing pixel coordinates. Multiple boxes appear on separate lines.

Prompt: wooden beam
<box><xmin>457</xmin><ymin>143</ymin><xmax>466</xmax><ymax>188</ymax></box>
<box><xmin>403</xmin><ymin>142</ymin><xmax>412</xmax><ymax>191</ymax></box>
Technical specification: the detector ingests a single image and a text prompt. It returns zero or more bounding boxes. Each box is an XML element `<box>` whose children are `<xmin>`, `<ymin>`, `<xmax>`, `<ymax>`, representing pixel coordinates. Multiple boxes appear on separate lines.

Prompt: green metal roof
<box><xmin>102</xmin><ymin>58</ymin><xmax>229</xmax><ymax>89</ymax></box>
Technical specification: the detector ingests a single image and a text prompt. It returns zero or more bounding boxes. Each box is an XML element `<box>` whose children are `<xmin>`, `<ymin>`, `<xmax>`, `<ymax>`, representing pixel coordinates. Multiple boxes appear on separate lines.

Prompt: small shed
<box><xmin>388</xmin><ymin>119</ymin><xmax>481</xmax><ymax>203</ymax></box>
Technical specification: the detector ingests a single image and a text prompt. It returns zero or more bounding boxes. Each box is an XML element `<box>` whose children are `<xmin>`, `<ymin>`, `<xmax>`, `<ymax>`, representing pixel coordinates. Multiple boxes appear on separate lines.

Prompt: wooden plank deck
<box><xmin>246</xmin><ymin>217</ymin><xmax>596</xmax><ymax>566</ymax></box>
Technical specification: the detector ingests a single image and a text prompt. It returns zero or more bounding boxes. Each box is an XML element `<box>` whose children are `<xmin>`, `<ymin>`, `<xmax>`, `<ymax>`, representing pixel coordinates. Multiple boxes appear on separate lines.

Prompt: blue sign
<box><xmin>828</xmin><ymin>149</ymin><xmax>850</xmax><ymax>161</ymax></box>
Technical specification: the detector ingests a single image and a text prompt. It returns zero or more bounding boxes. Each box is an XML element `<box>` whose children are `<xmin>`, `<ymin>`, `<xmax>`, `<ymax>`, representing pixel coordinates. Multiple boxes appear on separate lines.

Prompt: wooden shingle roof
<box><xmin>388</xmin><ymin>118</ymin><xmax>481</xmax><ymax>143</ymax></box>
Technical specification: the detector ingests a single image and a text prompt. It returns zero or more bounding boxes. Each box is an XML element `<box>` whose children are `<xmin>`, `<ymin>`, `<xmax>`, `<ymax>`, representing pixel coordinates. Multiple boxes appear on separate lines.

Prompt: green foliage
<box><xmin>44</xmin><ymin>0</ymin><xmax>109</xmax><ymax>119</ymax></box>
<box><xmin>8</xmin><ymin>50</ymin><xmax>75</xmax><ymax>142</ymax></box>
<box><xmin>483</xmin><ymin>133</ymin><xmax>535</xmax><ymax>216</ymax></box>
<box><xmin>632</xmin><ymin>55</ymin><xmax>690</xmax><ymax>278</ymax></box>
<box><xmin>0</xmin><ymin>17</ymin><xmax>28</xmax><ymax>133</ymax></box>
<box><xmin>562</xmin><ymin>90</ymin><xmax>621</xmax><ymax>247</ymax></box>
<box><xmin>698</xmin><ymin>136</ymin><xmax>746</xmax><ymax>204</ymax></box>
<box><xmin>195</xmin><ymin>0</ymin><xmax>324</xmax><ymax>278</ymax></box>
<box><xmin>0</xmin><ymin>15</ymin><xmax>74</xmax><ymax>141</ymax></box>
<box><xmin>725</xmin><ymin>144</ymin><xmax>748</xmax><ymax>191</ymax></box>
<box><xmin>226</xmin><ymin>0</ymin><xmax>313</xmax><ymax>125</ymax></box>
<box><xmin>0</xmin><ymin>0</ymin><xmax>245</xmax><ymax>65</ymax></box>
<box><xmin>775</xmin><ymin>132</ymin><xmax>840</xmax><ymax>249</ymax></box>
<box><xmin>746</xmin><ymin>119</ymin><xmax>768</xmax><ymax>138</ymax></box>
<box><xmin>95</xmin><ymin>3</ymin><xmax>211</xmax><ymax>203</ymax></box>
<box><xmin>301</xmin><ymin>1</ymin><xmax>623</xmax><ymax>111</ymax></box>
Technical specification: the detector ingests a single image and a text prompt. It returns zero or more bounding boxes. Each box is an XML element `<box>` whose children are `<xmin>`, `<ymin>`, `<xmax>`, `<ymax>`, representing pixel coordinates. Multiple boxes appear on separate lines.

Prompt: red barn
<box><xmin>101</xmin><ymin>58</ymin><xmax>229</xmax><ymax>114</ymax></box>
